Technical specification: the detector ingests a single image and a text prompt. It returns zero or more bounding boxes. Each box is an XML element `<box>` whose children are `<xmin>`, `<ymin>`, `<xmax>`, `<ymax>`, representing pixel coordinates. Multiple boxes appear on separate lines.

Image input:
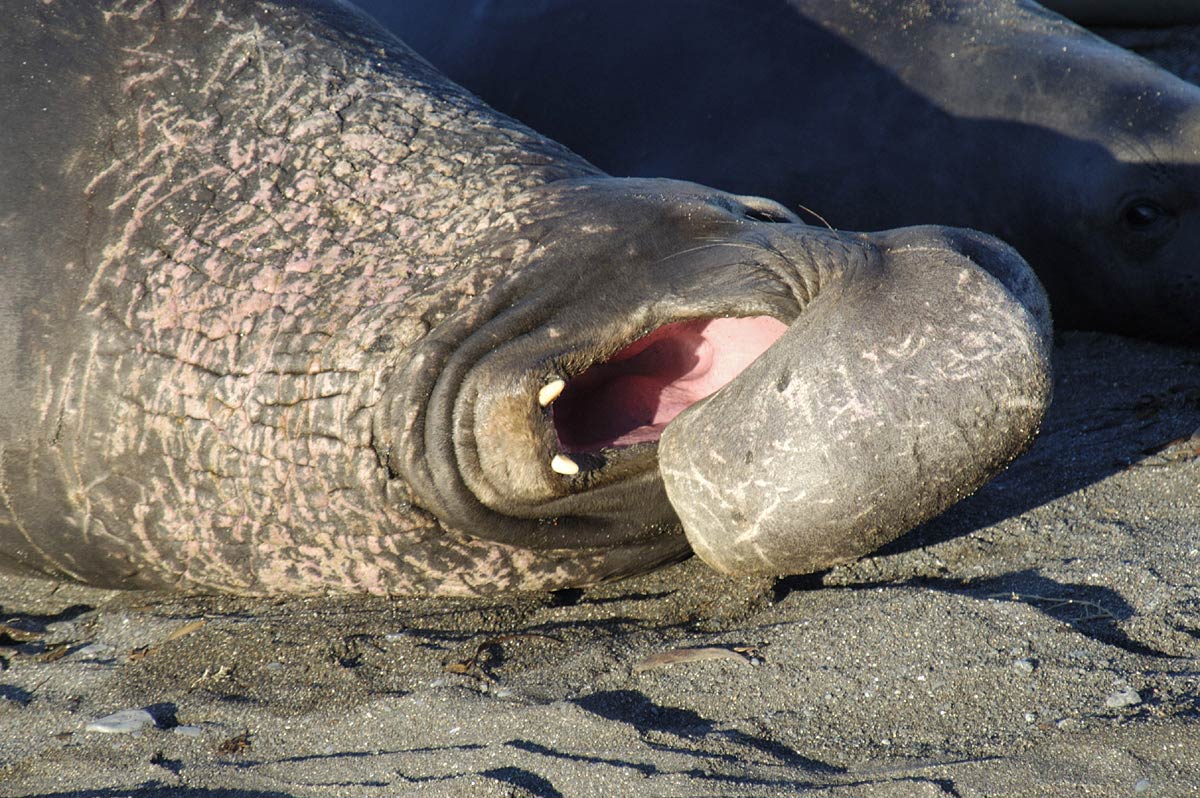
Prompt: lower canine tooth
<box><xmin>538</xmin><ymin>378</ymin><xmax>566</xmax><ymax>407</ymax></box>
<box><xmin>551</xmin><ymin>454</ymin><xmax>579</xmax><ymax>475</ymax></box>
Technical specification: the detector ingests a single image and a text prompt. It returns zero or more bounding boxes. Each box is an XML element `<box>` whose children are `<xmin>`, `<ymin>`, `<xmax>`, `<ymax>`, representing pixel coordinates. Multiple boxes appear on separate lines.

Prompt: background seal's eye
<box><xmin>1121</xmin><ymin>199</ymin><xmax>1169</xmax><ymax>231</ymax></box>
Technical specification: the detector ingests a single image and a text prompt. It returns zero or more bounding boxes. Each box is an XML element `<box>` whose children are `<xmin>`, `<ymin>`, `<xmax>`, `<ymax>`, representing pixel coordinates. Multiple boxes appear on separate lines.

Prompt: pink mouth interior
<box><xmin>552</xmin><ymin>316</ymin><xmax>789</xmax><ymax>453</ymax></box>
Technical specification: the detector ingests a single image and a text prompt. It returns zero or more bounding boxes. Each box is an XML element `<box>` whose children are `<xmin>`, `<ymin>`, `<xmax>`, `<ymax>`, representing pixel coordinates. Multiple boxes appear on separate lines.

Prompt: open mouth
<box><xmin>546</xmin><ymin>316</ymin><xmax>789</xmax><ymax>459</ymax></box>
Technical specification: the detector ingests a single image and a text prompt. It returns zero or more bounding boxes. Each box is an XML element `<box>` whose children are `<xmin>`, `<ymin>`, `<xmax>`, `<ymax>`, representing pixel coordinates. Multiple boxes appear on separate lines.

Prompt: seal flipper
<box><xmin>658</xmin><ymin>227</ymin><xmax>1052</xmax><ymax>576</ymax></box>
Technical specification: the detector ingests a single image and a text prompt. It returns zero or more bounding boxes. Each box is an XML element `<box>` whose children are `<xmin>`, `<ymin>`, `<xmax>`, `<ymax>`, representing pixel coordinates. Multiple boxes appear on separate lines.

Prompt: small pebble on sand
<box><xmin>1105</xmin><ymin>686</ymin><xmax>1142</xmax><ymax>709</ymax></box>
<box><xmin>76</xmin><ymin>643</ymin><xmax>114</xmax><ymax>659</ymax></box>
<box><xmin>85</xmin><ymin>709</ymin><xmax>156</xmax><ymax>735</ymax></box>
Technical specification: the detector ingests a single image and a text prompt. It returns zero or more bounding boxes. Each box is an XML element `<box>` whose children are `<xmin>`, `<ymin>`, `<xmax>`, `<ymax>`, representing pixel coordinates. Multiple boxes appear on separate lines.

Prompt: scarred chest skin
<box><xmin>0</xmin><ymin>0</ymin><xmax>628</xmax><ymax>594</ymax></box>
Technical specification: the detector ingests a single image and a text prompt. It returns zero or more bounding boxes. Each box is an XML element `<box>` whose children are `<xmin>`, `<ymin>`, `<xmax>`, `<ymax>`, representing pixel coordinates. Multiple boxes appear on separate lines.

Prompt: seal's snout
<box><xmin>658</xmin><ymin>226</ymin><xmax>1053</xmax><ymax>577</ymax></box>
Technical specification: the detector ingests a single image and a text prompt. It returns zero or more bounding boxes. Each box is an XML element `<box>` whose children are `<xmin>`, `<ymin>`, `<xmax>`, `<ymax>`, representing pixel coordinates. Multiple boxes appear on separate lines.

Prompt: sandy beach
<box><xmin>2</xmin><ymin>334</ymin><xmax>1196</xmax><ymax>797</ymax></box>
<box><xmin>2</xmin><ymin>18</ymin><xmax>1200</xmax><ymax>798</ymax></box>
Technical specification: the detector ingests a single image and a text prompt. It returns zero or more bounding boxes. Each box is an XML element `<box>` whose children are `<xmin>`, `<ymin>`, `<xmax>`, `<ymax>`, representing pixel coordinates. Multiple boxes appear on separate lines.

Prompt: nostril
<box><xmin>940</xmin><ymin>228</ymin><xmax>1016</xmax><ymax>271</ymax></box>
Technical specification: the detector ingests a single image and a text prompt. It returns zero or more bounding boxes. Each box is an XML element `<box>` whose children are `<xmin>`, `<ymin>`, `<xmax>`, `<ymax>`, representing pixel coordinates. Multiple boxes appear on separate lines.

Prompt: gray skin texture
<box><xmin>380</xmin><ymin>0</ymin><xmax>1200</xmax><ymax>345</ymax></box>
<box><xmin>0</xmin><ymin>0</ymin><xmax>1050</xmax><ymax>596</ymax></box>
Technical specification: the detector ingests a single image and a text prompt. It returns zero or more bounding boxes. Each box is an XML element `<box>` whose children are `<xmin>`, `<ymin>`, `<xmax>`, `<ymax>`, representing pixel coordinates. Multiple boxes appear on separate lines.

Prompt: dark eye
<box><xmin>735</xmin><ymin>196</ymin><xmax>800</xmax><ymax>224</ymax></box>
<box><xmin>1121</xmin><ymin>200</ymin><xmax>1169</xmax><ymax>230</ymax></box>
<box><xmin>743</xmin><ymin>207</ymin><xmax>791</xmax><ymax>223</ymax></box>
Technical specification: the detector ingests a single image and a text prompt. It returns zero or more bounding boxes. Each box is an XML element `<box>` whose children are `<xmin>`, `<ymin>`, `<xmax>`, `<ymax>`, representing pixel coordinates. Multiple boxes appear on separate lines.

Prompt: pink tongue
<box><xmin>553</xmin><ymin>316</ymin><xmax>788</xmax><ymax>452</ymax></box>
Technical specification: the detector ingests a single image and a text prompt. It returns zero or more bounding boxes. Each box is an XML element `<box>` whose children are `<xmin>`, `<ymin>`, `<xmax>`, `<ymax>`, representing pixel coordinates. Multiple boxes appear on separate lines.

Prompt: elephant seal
<box><xmin>384</xmin><ymin>0</ymin><xmax>1200</xmax><ymax>345</ymax></box>
<box><xmin>0</xmin><ymin>0</ymin><xmax>1050</xmax><ymax>595</ymax></box>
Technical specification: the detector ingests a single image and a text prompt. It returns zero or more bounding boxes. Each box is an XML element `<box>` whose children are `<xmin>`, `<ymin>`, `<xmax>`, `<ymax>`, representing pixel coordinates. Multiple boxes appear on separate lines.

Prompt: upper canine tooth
<box><xmin>538</xmin><ymin>378</ymin><xmax>566</xmax><ymax>407</ymax></box>
<box><xmin>550</xmin><ymin>454</ymin><xmax>579</xmax><ymax>475</ymax></box>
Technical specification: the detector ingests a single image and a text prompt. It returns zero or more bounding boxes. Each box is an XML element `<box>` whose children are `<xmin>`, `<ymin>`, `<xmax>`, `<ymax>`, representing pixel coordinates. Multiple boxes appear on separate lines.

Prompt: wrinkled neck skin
<box><xmin>4</xmin><ymin>0</ymin><xmax>601</xmax><ymax>594</ymax></box>
<box><xmin>385</xmin><ymin>178</ymin><xmax>861</xmax><ymax>557</ymax></box>
<box><xmin>6</xmin><ymin>0</ymin><xmax>868</xmax><ymax>596</ymax></box>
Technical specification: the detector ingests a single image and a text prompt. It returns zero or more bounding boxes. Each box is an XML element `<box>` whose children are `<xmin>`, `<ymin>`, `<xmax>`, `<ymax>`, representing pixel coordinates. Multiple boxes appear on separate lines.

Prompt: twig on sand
<box><xmin>633</xmin><ymin>646</ymin><xmax>764</xmax><ymax>674</ymax></box>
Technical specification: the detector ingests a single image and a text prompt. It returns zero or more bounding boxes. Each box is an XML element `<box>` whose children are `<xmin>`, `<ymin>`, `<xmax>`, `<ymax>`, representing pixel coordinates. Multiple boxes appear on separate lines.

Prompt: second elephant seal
<box><xmin>386</xmin><ymin>0</ymin><xmax>1200</xmax><ymax>345</ymax></box>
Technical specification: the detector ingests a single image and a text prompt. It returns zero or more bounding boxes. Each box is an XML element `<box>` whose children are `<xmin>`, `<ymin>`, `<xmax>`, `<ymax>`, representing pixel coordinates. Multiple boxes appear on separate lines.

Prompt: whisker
<box><xmin>655</xmin><ymin>240</ymin><xmax>767</xmax><ymax>265</ymax></box>
<box><xmin>796</xmin><ymin>203</ymin><xmax>837</xmax><ymax>232</ymax></box>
